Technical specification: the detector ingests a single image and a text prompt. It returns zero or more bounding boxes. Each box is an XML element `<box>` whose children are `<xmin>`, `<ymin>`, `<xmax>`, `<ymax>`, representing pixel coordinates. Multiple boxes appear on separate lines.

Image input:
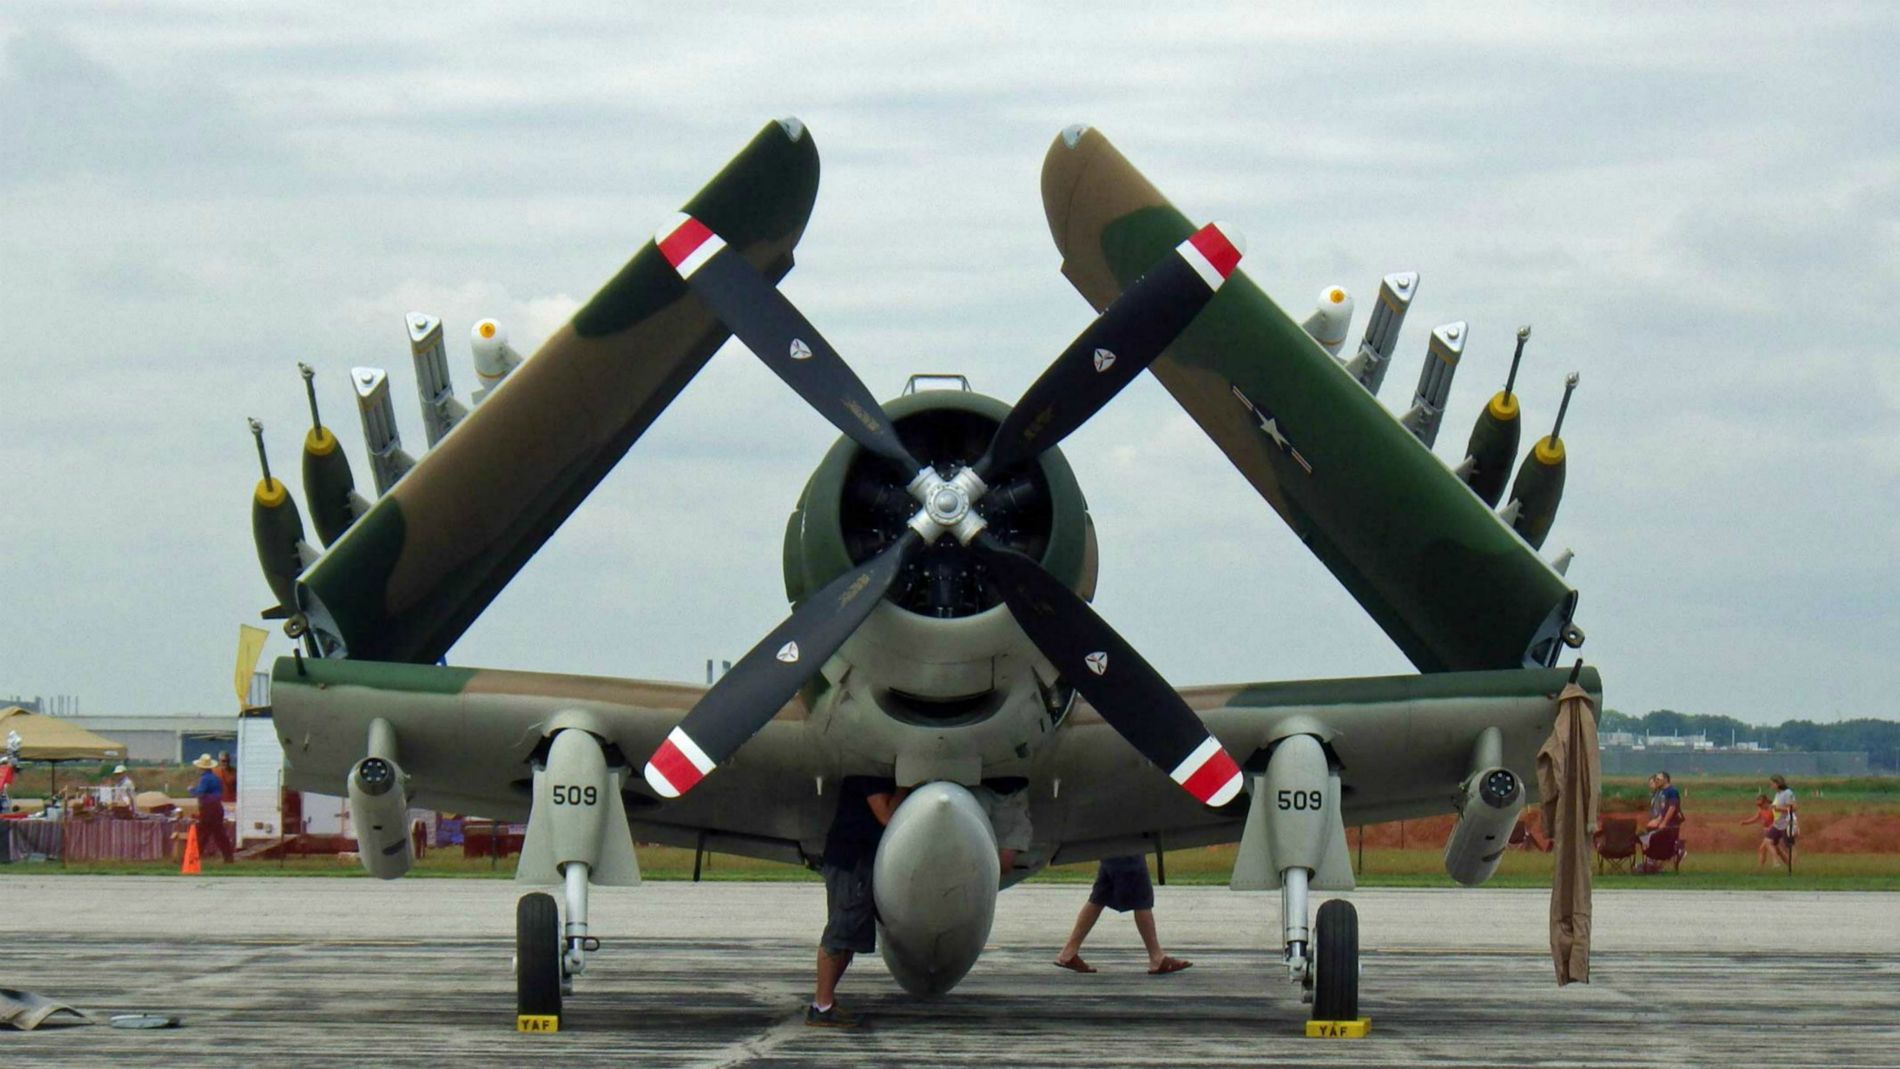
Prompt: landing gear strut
<box><xmin>513</xmin><ymin>721</ymin><xmax>642</xmax><ymax>1032</ymax></box>
<box><xmin>1231</xmin><ymin>732</ymin><xmax>1363</xmax><ymax>1028</ymax></box>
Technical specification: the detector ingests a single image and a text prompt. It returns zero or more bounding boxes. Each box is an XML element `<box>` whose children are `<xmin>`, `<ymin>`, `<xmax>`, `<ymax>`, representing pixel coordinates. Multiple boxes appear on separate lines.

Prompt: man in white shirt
<box><xmin>1768</xmin><ymin>774</ymin><xmax>1798</xmax><ymax>869</ymax></box>
<box><xmin>110</xmin><ymin>764</ymin><xmax>136</xmax><ymax>809</ymax></box>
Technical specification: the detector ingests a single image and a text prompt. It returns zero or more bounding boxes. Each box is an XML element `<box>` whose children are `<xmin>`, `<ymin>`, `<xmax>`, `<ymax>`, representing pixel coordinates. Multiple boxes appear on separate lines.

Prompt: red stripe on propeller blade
<box><xmin>1179</xmin><ymin>745</ymin><xmax>1243</xmax><ymax>806</ymax></box>
<box><xmin>646</xmin><ymin>737</ymin><xmax>706</xmax><ymax>797</ymax></box>
<box><xmin>1188</xmin><ymin>224</ymin><xmax>1241</xmax><ymax>280</ymax></box>
<box><xmin>658</xmin><ymin>216</ymin><xmax>715</xmax><ymax>269</ymax></box>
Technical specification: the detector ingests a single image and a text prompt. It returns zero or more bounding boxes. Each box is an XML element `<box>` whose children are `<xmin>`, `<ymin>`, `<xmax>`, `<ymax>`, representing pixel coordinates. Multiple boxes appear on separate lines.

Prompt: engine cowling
<box><xmin>782</xmin><ymin>389</ymin><xmax>1095</xmax><ymax>700</ymax></box>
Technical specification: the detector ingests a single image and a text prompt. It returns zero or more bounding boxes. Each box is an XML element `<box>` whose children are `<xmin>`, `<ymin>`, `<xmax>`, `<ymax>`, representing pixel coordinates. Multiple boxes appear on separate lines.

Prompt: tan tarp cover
<box><xmin>1536</xmin><ymin>682</ymin><xmax>1600</xmax><ymax>985</ymax></box>
<box><xmin>0</xmin><ymin>707</ymin><xmax>126</xmax><ymax>762</ymax></box>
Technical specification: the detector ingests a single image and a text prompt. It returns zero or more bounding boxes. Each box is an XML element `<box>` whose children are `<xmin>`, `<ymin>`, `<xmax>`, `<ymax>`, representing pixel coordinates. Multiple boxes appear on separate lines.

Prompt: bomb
<box><xmin>1461</xmin><ymin>326</ymin><xmax>1531</xmax><ymax>507</ymax></box>
<box><xmin>248</xmin><ymin>419</ymin><xmax>316</xmax><ymax>614</ymax></box>
<box><xmin>296</xmin><ymin>364</ymin><xmax>364</xmax><ymax>546</ymax></box>
<box><xmin>1504</xmin><ymin>372</ymin><xmax>1579</xmax><ymax>550</ymax></box>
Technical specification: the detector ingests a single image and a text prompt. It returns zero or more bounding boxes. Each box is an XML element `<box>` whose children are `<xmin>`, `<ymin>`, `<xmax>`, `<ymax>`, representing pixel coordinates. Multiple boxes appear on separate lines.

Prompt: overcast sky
<box><xmin>1</xmin><ymin>4</ymin><xmax>1894</xmax><ymax>725</ymax></box>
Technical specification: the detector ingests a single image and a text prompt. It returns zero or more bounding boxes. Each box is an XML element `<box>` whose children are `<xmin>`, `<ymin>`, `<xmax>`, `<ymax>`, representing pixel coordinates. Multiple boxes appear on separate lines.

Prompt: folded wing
<box><xmin>298</xmin><ymin>120</ymin><xmax>821</xmax><ymax>662</ymax></box>
<box><xmin>1040</xmin><ymin>126</ymin><xmax>1578</xmax><ymax>672</ymax></box>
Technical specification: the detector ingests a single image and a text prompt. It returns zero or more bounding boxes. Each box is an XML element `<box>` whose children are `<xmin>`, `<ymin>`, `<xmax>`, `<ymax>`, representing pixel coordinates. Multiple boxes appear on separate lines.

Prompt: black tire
<box><xmin>517</xmin><ymin>892</ymin><xmax>562</xmax><ymax>1023</ymax></box>
<box><xmin>1311</xmin><ymin>898</ymin><xmax>1358</xmax><ymax>1021</ymax></box>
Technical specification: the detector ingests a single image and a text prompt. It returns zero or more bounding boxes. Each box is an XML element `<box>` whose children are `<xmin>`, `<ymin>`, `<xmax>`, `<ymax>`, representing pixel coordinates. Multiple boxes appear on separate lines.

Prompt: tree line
<box><xmin>1601</xmin><ymin>709</ymin><xmax>1900</xmax><ymax>772</ymax></box>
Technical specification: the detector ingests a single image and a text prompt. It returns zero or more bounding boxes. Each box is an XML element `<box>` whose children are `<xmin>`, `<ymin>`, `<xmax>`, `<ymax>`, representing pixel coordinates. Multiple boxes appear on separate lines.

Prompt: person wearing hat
<box><xmin>188</xmin><ymin>754</ymin><xmax>236</xmax><ymax>864</ymax></box>
<box><xmin>110</xmin><ymin>764</ymin><xmax>136</xmax><ymax>809</ymax></box>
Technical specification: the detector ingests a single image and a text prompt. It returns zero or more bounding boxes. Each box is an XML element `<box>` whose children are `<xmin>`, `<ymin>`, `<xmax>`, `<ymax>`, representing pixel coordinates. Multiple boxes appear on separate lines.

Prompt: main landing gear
<box><xmin>513</xmin><ymin>723</ymin><xmax>642</xmax><ymax>1032</ymax></box>
<box><xmin>1231</xmin><ymin>732</ymin><xmax>1364</xmax><ymax>1031</ymax></box>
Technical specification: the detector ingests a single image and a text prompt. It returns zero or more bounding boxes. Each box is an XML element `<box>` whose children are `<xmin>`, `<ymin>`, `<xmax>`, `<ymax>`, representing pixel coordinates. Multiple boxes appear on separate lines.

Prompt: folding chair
<box><xmin>1594</xmin><ymin>817</ymin><xmax>1638</xmax><ymax>873</ymax></box>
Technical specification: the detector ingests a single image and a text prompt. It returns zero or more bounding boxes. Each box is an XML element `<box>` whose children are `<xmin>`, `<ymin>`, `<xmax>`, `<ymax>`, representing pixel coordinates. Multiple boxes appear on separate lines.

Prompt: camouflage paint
<box><xmin>1040</xmin><ymin>127</ymin><xmax>1579</xmax><ymax>672</ymax></box>
<box><xmin>297</xmin><ymin>120</ymin><xmax>821</xmax><ymax>663</ymax></box>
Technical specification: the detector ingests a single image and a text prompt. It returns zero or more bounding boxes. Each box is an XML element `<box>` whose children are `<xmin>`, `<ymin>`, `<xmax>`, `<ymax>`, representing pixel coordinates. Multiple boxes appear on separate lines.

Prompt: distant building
<box><xmin>58</xmin><ymin>715</ymin><xmax>236</xmax><ymax>763</ymax></box>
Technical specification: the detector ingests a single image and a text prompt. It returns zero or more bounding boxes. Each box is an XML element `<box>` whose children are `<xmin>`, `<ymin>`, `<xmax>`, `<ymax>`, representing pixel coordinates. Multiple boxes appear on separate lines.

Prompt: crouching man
<box><xmin>809</xmin><ymin>776</ymin><xmax>907</xmax><ymax>1028</ymax></box>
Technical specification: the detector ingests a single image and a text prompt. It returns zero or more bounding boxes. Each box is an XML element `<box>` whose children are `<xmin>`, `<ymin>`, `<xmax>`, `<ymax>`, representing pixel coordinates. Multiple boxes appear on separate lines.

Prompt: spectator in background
<box><xmin>188</xmin><ymin>754</ymin><xmax>236</xmax><ymax>864</ymax></box>
<box><xmin>1740</xmin><ymin>792</ymin><xmax>1775</xmax><ymax>868</ymax></box>
<box><xmin>110</xmin><ymin>764</ymin><xmax>136</xmax><ymax>809</ymax></box>
<box><xmin>1636</xmin><ymin>771</ymin><xmax>1685</xmax><ymax>874</ymax></box>
<box><xmin>216</xmin><ymin>751</ymin><xmax>237</xmax><ymax>801</ymax></box>
<box><xmin>1768</xmin><ymin>774</ymin><xmax>1798</xmax><ymax>869</ymax></box>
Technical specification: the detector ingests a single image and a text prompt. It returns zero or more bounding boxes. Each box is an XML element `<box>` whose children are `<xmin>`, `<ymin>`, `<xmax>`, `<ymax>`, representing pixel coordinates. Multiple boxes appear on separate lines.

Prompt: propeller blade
<box><xmin>970</xmin><ymin>535</ymin><xmax>1242</xmax><ymax>807</ymax></box>
<box><xmin>978</xmin><ymin>222</ymin><xmax>1243</xmax><ymax>480</ymax></box>
<box><xmin>644</xmin><ymin>531</ymin><xmax>921</xmax><ymax>798</ymax></box>
<box><xmin>656</xmin><ymin>213</ymin><xmax>922</xmax><ymax>472</ymax></box>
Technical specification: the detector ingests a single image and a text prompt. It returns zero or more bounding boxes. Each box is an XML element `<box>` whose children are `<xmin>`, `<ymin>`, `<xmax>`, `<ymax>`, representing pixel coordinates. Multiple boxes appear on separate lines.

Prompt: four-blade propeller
<box><xmin>644</xmin><ymin>214</ymin><xmax>1245</xmax><ymax>809</ymax></box>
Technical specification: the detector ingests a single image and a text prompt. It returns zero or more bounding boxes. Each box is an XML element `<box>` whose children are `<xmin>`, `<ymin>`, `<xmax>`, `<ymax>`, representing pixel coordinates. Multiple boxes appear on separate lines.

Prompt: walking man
<box><xmin>1768</xmin><ymin>774</ymin><xmax>1798</xmax><ymax>870</ymax></box>
<box><xmin>188</xmin><ymin>754</ymin><xmax>236</xmax><ymax>864</ymax></box>
<box><xmin>1054</xmin><ymin>855</ymin><xmax>1191</xmax><ymax>975</ymax></box>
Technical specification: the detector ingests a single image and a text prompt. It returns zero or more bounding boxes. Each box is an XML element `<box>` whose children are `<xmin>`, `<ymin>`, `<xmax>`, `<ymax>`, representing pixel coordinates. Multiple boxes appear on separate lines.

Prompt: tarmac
<box><xmin>2</xmin><ymin>875</ymin><xmax>1897</xmax><ymax>1067</ymax></box>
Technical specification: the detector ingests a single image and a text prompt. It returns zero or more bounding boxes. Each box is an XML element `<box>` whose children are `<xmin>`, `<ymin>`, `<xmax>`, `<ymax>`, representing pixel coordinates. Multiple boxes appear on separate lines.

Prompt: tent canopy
<box><xmin>1</xmin><ymin>706</ymin><xmax>126</xmax><ymax>763</ymax></box>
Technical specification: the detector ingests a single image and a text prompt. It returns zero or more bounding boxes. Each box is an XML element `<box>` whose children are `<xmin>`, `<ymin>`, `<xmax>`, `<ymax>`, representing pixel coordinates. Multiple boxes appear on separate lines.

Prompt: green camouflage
<box><xmin>297</xmin><ymin>120</ymin><xmax>820</xmax><ymax>663</ymax></box>
<box><xmin>1041</xmin><ymin>127</ymin><xmax>1580</xmax><ymax>672</ymax></box>
<box><xmin>273</xmin><ymin>654</ymin><xmax>1595</xmax><ymax>867</ymax></box>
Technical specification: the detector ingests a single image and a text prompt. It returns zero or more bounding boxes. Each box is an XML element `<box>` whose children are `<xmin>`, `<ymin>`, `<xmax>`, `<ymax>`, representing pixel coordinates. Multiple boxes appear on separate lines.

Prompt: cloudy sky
<box><xmin>1</xmin><ymin>4</ymin><xmax>1894</xmax><ymax>725</ymax></box>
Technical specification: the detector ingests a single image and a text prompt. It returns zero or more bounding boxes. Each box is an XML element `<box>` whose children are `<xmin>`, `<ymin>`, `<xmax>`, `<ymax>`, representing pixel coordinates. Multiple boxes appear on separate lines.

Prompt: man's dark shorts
<box><xmin>821</xmin><ymin>860</ymin><xmax>877</xmax><ymax>954</ymax></box>
<box><xmin>1088</xmin><ymin>855</ymin><xmax>1154</xmax><ymax>913</ymax></box>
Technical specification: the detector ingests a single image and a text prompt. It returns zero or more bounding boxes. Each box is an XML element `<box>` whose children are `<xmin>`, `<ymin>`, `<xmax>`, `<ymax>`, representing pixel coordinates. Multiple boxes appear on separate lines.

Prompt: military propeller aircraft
<box><xmin>245</xmin><ymin>118</ymin><xmax>1593</xmax><ymax>1029</ymax></box>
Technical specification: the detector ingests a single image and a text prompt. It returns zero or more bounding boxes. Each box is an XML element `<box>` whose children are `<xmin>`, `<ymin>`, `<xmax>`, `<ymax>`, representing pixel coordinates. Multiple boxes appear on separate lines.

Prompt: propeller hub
<box><xmin>907</xmin><ymin>466</ymin><xmax>990</xmax><ymax>545</ymax></box>
<box><xmin>927</xmin><ymin>486</ymin><xmax>969</xmax><ymax>526</ymax></box>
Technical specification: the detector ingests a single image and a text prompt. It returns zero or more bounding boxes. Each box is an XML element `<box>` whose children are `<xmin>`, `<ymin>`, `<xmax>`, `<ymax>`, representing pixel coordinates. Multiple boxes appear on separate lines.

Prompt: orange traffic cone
<box><xmin>181</xmin><ymin>824</ymin><xmax>202</xmax><ymax>875</ymax></box>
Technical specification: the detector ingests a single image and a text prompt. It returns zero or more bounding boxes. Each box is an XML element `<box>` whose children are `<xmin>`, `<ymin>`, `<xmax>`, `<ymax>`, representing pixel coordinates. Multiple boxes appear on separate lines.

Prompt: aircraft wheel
<box><xmin>1311</xmin><ymin>898</ymin><xmax>1358</xmax><ymax>1021</ymax></box>
<box><xmin>517</xmin><ymin>892</ymin><xmax>563</xmax><ymax>1024</ymax></box>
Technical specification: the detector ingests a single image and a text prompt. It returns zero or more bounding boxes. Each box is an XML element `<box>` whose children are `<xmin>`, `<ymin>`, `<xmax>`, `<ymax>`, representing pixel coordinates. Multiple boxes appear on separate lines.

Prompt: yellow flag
<box><xmin>235</xmin><ymin>625</ymin><xmax>270</xmax><ymax>707</ymax></box>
